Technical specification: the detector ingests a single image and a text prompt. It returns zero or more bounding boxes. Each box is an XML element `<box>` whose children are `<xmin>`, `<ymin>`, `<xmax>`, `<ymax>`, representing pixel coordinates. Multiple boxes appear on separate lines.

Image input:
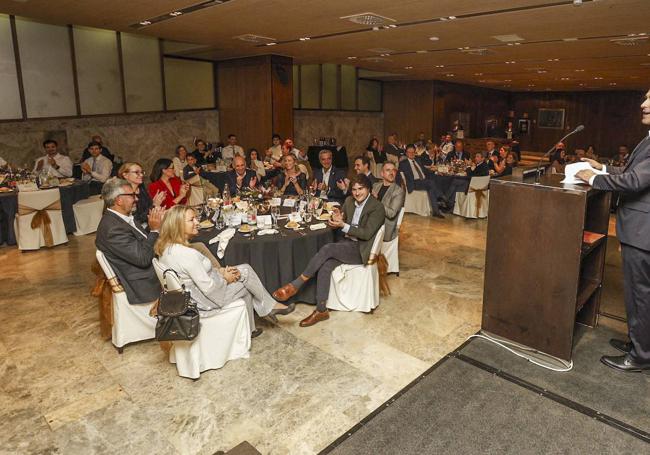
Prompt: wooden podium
<box><xmin>482</xmin><ymin>174</ymin><xmax>611</xmax><ymax>361</ymax></box>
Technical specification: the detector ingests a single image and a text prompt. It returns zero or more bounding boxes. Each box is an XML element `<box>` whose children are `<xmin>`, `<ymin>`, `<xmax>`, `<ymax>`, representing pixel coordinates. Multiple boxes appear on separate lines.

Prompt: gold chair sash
<box><xmin>91</xmin><ymin>259</ymin><xmax>114</xmax><ymax>340</ymax></box>
<box><xmin>468</xmin><ymin>186</ymin><xmax>488</xmax><ymax>218</ymax></box>
<box><xmin>368</xmin><ymin>253</ymin><xmax>391</xmax><ymax>296</ymax></box>
<box><xmin>18</xmin><ymin>200</ymin><xmax>62</xmax><ymax>247</ymax></box>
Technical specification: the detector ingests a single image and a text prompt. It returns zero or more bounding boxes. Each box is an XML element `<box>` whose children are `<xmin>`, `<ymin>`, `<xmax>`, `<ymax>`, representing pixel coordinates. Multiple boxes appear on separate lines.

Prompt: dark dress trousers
<box><xmin>225</xmin><ymin>169</ymin><xmax>257</xmax><ymax>195</ymax></box>
<box><xmin>592</xmin><ymin>134</ymin><xmax>650</xmax><ymax>362</ymax></box>
<box><xmin>398</xmin><ymin>158</ymin><xmax>442</xmax><ymax>215</ymax></box>
<box><xmin>95</xmin><ymin>211</ymin><xmax>161</xmax><ymax>305</ymax></box>
<box><xmin>313</xmin><ymin>166</ymin><xmax>347</xmax><ymax>203</ymax></box>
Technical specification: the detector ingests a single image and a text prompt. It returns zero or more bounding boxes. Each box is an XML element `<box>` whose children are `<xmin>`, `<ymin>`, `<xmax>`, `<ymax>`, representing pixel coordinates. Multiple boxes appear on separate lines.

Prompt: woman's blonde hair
<box><xmin>117</xmin><ymin>161</ymin><xmax>143</xmax><ymax>179</ymax></box>
<box><xmin>154</xmin><ymin>205</ymin><xmax>193</xmax><ymax>256</ymax></box>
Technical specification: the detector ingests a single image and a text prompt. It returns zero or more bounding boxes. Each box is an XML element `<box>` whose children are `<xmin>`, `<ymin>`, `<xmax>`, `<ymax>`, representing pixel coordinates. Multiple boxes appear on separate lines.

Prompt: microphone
<box><xmin>535</xmin><ymin>125</ymin><xmax>585</xmax><ymax>184</ymax></box>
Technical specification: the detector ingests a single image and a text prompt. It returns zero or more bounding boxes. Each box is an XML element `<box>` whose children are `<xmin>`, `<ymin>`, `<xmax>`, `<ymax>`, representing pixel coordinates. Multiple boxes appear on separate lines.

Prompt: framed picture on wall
<box><xmin>537</xmin><ymin>108</ymin><xmax>565</xmax><ymax>129</ymax></box>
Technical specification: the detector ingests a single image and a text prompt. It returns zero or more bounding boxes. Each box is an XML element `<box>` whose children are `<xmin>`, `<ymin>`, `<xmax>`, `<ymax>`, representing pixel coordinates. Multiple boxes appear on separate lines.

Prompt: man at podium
<box><xmin>577</xmin><ymin>89</ymin><xmax>650</xmax><ymax>374</ymax></box>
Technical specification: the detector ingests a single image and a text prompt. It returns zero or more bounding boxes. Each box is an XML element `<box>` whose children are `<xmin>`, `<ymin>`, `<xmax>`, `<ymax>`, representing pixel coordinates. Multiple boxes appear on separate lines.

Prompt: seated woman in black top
<box><xmin>276</xmin><ymin>154</ymin><xmax>307</xmax><ymax>196</ymax></box>
<box><xmin>366</xmin><ymin>137</ymin><xmax>386</xmax><ymax>164</ymax></box>
<box><xmin>497</xmin><ymin>152</ymin><xmax>519</xmax><ymax>177</ymax></box>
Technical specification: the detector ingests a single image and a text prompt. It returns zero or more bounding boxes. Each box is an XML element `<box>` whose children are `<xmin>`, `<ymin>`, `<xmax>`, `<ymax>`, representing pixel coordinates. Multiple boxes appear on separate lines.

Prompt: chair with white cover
<box><xmin>327</xmin><ymin>225</ymin><xmax>386</xmax><ymax>313</ymax></box>
<box><xmin>14</xmin><ymin>188</ymin><xmax>68</xmax><ymax>250</ymax></box>
<box><xmin>152</xmin><ymin>258</ymin><xmax>250</xmax><ymax>379</ymax></box>
<box><xmin>453</xmin><ymin>176</ymin><xmax>490</xmax><ymax>219</ymax></box>
<box><xmin>186</xmin><ymin>175</ymin><xmax>206</xmax><ymax>207</ymax></box>
<box><xmin>381</xmin><ymin>208</ymin><xmax>405</xmax><ymax>275</ymax></box>
<box><xmin>95</xmin><ymin>250</ymin><xmax>156</xmax><ymax>352</ymax></box>
<box><xmin>73</xmin><ymin>195</ymin><xmax>104</xmax><ymax>235</ymax></box>
<box><xmin>401</xmin><ymin>171</ymin><xmax>431</xmax><ymax>217</ymax></box>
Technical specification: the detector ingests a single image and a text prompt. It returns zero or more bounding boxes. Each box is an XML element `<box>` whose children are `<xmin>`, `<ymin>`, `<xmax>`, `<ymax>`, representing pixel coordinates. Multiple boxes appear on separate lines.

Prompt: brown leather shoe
<box><xmin>272</xmin><ymin>283</ymin><xmax>298</xmax><ymax>302</ymax></box>
<box><xmin>299</xmin><ymin>309</ymin><xmax>330</xmax><ymax>327</ymax></box>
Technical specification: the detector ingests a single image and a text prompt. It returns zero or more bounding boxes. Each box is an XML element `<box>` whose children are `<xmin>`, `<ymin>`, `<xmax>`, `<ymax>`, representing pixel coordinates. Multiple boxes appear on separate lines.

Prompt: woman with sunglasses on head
<box><xmin>148</xmin><ymin>158</ymin><xmax>189</xmax><ymax>209</ymax></box>
<box><xmin>118</xmin><ymin>162</ymin><xmax>166</xmax><ymax>228</ymax></box>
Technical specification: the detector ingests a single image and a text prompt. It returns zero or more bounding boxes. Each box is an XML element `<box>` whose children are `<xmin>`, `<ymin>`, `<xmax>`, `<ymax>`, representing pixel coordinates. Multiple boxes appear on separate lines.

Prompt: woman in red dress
<box><xmin>148</xmin><ymin>158</ymin><xmax>189</xmax><ymax>208</ymax></box>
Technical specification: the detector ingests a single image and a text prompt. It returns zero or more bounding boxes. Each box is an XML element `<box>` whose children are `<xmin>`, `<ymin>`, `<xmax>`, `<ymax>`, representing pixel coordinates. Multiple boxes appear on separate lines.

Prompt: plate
<box><xmin>285</xmin><ymin>222</ymin><xmax>300</xmax><ymax>229</ymax></box>
<box><xmin>198</xmin><ymin>221</ymin><xmax>214</xmax><ymax>229</ymax></box>
<box><xmin>316</xmin><ymin>214</ymin><xmax>331</xmax><ymax>221</ymax></box>
<box><xmin>0</xmin><ymin>187</ymin><xmax>13</xmax><ymax>193</ymax></box>
<box><xmin>238</xmin><ymin>225</ymin><xmax>255</xmax><ymax>233</ymax></box>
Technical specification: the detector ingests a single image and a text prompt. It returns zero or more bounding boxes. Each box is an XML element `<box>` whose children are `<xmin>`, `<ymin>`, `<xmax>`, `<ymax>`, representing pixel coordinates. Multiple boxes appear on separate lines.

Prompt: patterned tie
<box><xmin>412</xmin><ymin>160</ymin><xmax>425</xmax><ymax>180</ymax></box>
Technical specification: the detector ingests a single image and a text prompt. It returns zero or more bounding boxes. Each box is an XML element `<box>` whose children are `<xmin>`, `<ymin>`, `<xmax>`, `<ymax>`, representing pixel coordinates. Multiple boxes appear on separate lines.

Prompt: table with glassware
<box><xmin>193</xmin><ymin>194</ymin><xmax>337</xmax><ymax>304</ymax></box>
<box><xmin>0</xmin><ymin>179</ymin><xmax>90</xmax><ymax>246</ymax></box>
<box><xmin>428</xmin><ymin>163</ymin><xmax>472</xmax><ymax>198</ymax></box>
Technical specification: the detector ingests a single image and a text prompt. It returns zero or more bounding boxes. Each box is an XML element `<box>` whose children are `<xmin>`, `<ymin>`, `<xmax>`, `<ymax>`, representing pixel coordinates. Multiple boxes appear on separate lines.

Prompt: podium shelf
<box><xmin>576</xmin><ymin>278</ymin><xmax>601</xmax><ymax>314</ymax></box>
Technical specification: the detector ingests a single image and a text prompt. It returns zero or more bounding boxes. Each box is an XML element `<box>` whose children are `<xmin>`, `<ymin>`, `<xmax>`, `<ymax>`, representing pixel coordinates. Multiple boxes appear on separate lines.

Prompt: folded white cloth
<box><xmin>257</xmin><ymin>229</ymin><xmax>279</xmax><ymax>236</ymax></box>
<box><xmin>309</xmin><ymin>223</ymin><xmax>327</xmax><ymax>231</ymax></box>
<box><xmin>209</xmin><ymin>228</ymin><xmax>236</xmax><ymax>258</ymax></box>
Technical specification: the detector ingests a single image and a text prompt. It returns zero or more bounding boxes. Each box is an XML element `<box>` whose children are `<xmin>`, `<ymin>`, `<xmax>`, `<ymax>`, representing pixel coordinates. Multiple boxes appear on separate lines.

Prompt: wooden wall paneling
<box><xmin>9</xmin><ymin>16</ymin><xmax>27</xmax><ymax>119</ymax></box>
<box><xmin>271</xmin><ymin>55</ymin><xmax>293</xmax><ymax>140</ymax></box>
<box><xmin>383</xmin><ymin>80</ymin><xmax>433</xmax><ymax>144</ymax></box>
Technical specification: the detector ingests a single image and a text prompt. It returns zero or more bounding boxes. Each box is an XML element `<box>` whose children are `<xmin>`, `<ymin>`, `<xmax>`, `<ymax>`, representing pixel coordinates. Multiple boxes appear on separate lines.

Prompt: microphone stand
<box><xmin>534</xmin><ymin>126</ymin><xmax>584</xmax><ymax>184</ymax></box>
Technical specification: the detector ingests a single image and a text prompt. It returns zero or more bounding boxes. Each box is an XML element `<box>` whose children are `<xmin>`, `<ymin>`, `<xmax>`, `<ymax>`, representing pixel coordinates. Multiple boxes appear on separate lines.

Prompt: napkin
<box><xmin>209</xmin><ymin>228</ymin><xmax>235</xmax><ymax>258</ymax></box>
<box><xmin>257</xmin><ymin>229</ymin><xmax>279</xmax><ymax>236</ymax></box>
<box><xmin>309</xmin><ymin>223</ymin><xmax>327</xmax><ymax>231</ymax></box>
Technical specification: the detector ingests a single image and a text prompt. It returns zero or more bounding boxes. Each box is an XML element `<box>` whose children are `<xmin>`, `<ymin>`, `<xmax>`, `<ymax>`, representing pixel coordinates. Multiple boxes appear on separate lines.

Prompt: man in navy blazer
<box><xmin>398</xmin><ymin>144</ymin><xmax>445</xmax><ymax>218</ymax></box>
<box><xmin>312</xmin><ymin>149</ymin><xmax>347</xmax><ymax>203</ymax></box>
<box><xmin>446</xmin><ymin>140</ymin><xmax>470</xmax><ymax>162</ymax></box>
<box><xmin>577</xmin><ymin>88</ymin><xmax>650</xmax><ymax>373</ymax></box>
<box><xmin>226</xmin><ymin>155</ymin><xmax>257</xmax><ymax>196</ymax></box>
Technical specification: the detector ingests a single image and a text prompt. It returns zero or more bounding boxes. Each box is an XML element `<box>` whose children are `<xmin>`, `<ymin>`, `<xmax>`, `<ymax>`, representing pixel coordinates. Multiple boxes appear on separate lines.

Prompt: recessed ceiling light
<box><xmin>416</xmin><ymin>50</ymin><xmax>428</xmax><ymax>54</ymax></box>
<box><xmin>388</xmin><ymin>24</ymin><xmax>398</xmax><ymax>28</ymax></box>
<box><xmin>446</xmin><ymin>74</ymin><xmax>455</xmax><ymax>77</ymax></box>
<box><xmin>448</xmin><ymin>16</ymin><xmax>457</xmax><ymax>20</ymax></box>
<box><xmin>299</xmin><ymin>37</ymin><xmax>310</xmax><ymax>41</ymax></box>
<box><xmin>537</xmin><ymin>70</ymin><xmax>547</xmax><ymax>74</ymax></box>
<box><xmin>439</xmin><ymin>17</ymin><xmax>448</xmax><ymax>21</ymax></box>
<box><xmin>372</xmin><ymin>26</ymin><xmax>379</xmax><ymax>31</ymax></box>
<box><xmin>528</xmin><ymin>84</ymin><xmax>536</xmax><ymax>87</ymax></box>
<box><xmin>266</xmin><ymin>42</ymin><xmax>277</xmax><ymax>46</ymax></box>
<box><xmin>404</xmin><ymin>66</ymin><xmax>413</xmax><ymax>69</ymax></box>
<box><xmin>504</xmin><ymin>79</ymin><xmax>512</xmax><ymax>82</ymax></box>
<box><xmin>563</xmin><ymin>37</ymin><xmax>579</xmax><ymax>42</ymax></box>
<box><xmin>561</xmin><ymin>77</ymin><xmax>570</xmax><ymax>80</ymax></box>
<box><xmin>505</xmin><ymin>61</ymin><xmax>516</xmax><ymax>64</ymax></box>
<box><xmin>429</xmin><ymin>36</ymin><xmax>439</xmax><ymax>41</ymax></box>
<box><xmin>347</xmin><ymin>56</ymin><xmax>357</xmax><ymax>60</ymax></box>
<box><xmin>547</xmin><ymin>58</ymin><xmax>560</xmax><ymax>62</ymax></box>
<box><xmin>380</xmin><ymin>53</ymin><xmax>390</xmax><ymax>57</ymax></box>
<box><xmin>575</xmin><ymin>69</ymin><xmax>585</xmax><ymax>72</ymax></box>
<box><xmin>479</xmin><ymin>79</ymin><xmax>487</xmax><ymax>82</ymax></box>
<box><xmin>609</xmin><ymin>82</ymin><xmax>617</xmax><ymax>86</ymax></box>
<box><xmin>435</xmin><ymin>65</ymin><xmax>445</xmax><ymax>68</ymax></box>
<box><xmin>169</xmin><ymin>11</ymin><xmax>182</xmax><ymax>16</ymax></box>
<box><xmin>474</xmin><ymin>72</ymin><xmax>483</xmax><ymax>76</ymax></box>
<box><xmin>139</xmin><ymin>20</ymin><xmax>152</xmax><ymax>25</ymax></box>
<box><xmin>594</xmin><ymin>76</ymin><xmax>603</xmax><ymax>80</ymax></box>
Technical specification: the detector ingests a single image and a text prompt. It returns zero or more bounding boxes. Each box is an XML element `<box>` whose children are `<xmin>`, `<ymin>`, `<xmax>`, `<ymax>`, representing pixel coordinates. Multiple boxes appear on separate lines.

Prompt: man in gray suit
<box><xmin>95</xmin><ymin>178</ymin><xmax>165</xmax><ymax>305</ymax></box>
<box><xmin>577</xmin><ymin>88</ymin><xmax>650</xmax><ymax>373</ymax></box>
<box><xmin>372</xmin><ymin>161</ymin><xmax>405</xmax><ymax>242</ymax></box>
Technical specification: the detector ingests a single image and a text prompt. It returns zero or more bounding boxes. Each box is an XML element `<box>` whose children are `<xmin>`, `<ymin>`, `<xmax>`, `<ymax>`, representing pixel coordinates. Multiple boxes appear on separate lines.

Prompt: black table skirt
<box><xmin>307</xmin><ymin>145</ymin><xmax>348</xmax><ymax>171</ymax></box>
<box><xmin>194</xmin><ymin>220</ymin><xmax>335</xmax><ymax>304</ymax></box>
<box><xmin>201</xmin><ymin>171</ymin><xmax>227</xmax><ymax>193</ymax></box>
<box><xmin>0</xmin><ymin>181</ymin><xmax>90</xmax><ymax>246</ymax></box>
<box><xmin>431</xmin><ymin>174</ymin><xmax>471</xmax><ymax>196</ymax></box>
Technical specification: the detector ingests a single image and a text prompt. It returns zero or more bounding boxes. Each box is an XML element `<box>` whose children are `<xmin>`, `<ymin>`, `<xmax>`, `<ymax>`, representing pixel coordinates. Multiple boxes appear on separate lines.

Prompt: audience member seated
<box><xmin>488</xmin><ymin>146</ymin><xmax>508</xmax><ymax>175</ymax></box>
<box><xmin>226</xmin><ymin>156</ymin><xmax>257</xmax><ymax>196</ymax></box>
<box><xmin>272</xmin><ymin>174</ymin><xmax>385</xmax><ymax>327</ymax></box>
<box><xmin>269</xmin><ymin>134</ymin><xmax>283</xmax><ymax>161</ymax></box>
<box><xmin>586</xmin><ymin>145</ymin><xmax>598</xmax><ymax>160</ymax></box>
<box><xmin>277</xmin><ymin>154</ymin><xmax>307</xmax><ymax>196</ymax></box>
<box><xmin>466</xmin><ymin>151</ymin><xmax>490</xmax><ymax>177</ymax></box>
<box><xmin>499</xmin><ymin>152</ymin><xmax>519</xmax><ymax>177</ymax></box>
<box><xmin>485</xmin><ymin>140</ymin><xmax>499</xmax><ymax>160</ymax></box>
<box><xmin>611</xmin><ymin>145</ymin><xmax>630</xmax><ymax>167</ymax></box>
<box><xmin>148</xmin><ymin>158</ymin><xmax>189</xmax><ymax>208</ymax></box>
<box><xmin>80</xmin><ymin>134</ymin><xmax>114</xmax><ymax>162</ymax></box>
<box><xmin>247</xmin><ymin>148</ymin><xmax>269</xmax><ymax>179</ymax></box>
<box><xmin>384</xmin><ymin>134</ymin><xmax>402</xmax><ymax>163</ymax></box>
<box><xmin>446</xmin><ymin>140</ymin><xmax>470</xmax><ymax>162</ymax></box>
<box><xmin>287</xmin><ymin>139</ymin><xmax>312</xmax><ymax>178</ymax></box>
<box><xmin>33</xmin><ymin>139</ymin><xmax>73</xmax><ymax>178</ymax></box>
<box><xmin>95</xmin><ymin>177</ymin><xmax>163</xmax><ymax>304</ymax></box>
<box><xmin>372</xmin><ymin>161</ymin><xmax>405</xmax><ymax>241</ymax></box>
<box><xmin>575</xmin><ymin>148</ymin><xmax>586</xmax><ymax>161</ymax></box>
<box><xmin>156</xmin><ymin>205</ymin><xmax>295</xmax><ymax>336</ymax></box>
<box><xmin>173</xmin><ymin>145</ymin><xmax>189</xmax><ymax>179</ymax></box>
<box><xmin>81</xmin><ymin>141</ymin><xmax>112</xmax><ymax>194</ymax></box>
<box><xmin>399</xmin><ymin>144</ymin><xmax>445</xmax><ymax>218</ymax></box>
<box><xmin>419</xmin><ymin>143</ymin><xmax>440</xmax><ymax>167</ymax></box>
<box><xmin>312</xmin><ymin>149</ymin><xmax>347</xmax><ymax>203</ymax></box>
<box><xmin>338</xmin><ymin>155</ymin><xmax>377</xmax><ymax>195</ymax></box>
<box><xmin>192</xmin><ymin>139</ymin><xmax>209</xmax><ymax>165</ymax></box>
<box><xmin>549</xmin><ymin>148</ymin><xmax>567</xmax><ymax>174</ymax></box>
<box><xmin>118</xmin><ymin>162</ymin><xmax>165</xmax><ymax>229</ymax></box>
<box><xmin>222</xmin><ymin>134</ymin><xmax>245</xmax><ymax>160</ymax></box>
<box><xmin>440</xmin><ymin>134</ymin><xmax>454</xmax><ymax>156</ymax></box>
<box><xmin>367</xmin><ymin>137</ymin><xmax>386</xmax><ymax>164</ymax></box>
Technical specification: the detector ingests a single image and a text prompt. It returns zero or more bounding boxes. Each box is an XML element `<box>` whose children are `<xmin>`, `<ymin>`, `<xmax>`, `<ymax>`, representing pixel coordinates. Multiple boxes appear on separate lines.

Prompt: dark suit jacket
<box><xmin>372</xmin><ymin>182</ymin><xmax>405</xmax><ymax>241</ymax></box>
<box><xmin>467</xmin><ymin>161</ymin><xmax>490</xmax><ymax>177</ymax></box>
<box><xmin>341</xmin><ymin>195</ymin><xmax>386</xmax><ymax>264</ymax></box>
<box><xmin>313</xmin><ymin>166</ymin><xmax>347</xmax><ymax>202</ymax></box>
<box><xmin>398</xmin><ymin>158</ymin><xmax>428</xmax><ymax>193</ymax></box>
<box><xmin>446</xmin><ymin>151</ymin><xmax>470</xmax><ymax>162</ymax></box>
<box><xmin>384</xmin><ymin>143</ymin><xmax>402</xmax><ymax>159</ymax></box>
<box><xmin>225</xmin><ymin>169</ymin><xmax>257</xmax><ymax>195</ymax></box>
<box><xmin>593</xmin><ymin>135</ymin><xmax>650</xmax><ymax>251</ymax></box>
<box><xmin>95</xmin><ymin>211</ymin><xmax>161</xmax><ymax>304</ymax></box>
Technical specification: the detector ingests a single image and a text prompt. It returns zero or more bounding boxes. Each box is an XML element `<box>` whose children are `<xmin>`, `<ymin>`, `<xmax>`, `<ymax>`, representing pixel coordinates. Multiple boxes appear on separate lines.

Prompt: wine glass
<box><xmin>270</xmin><ymin>205</ymin><xmax>279</xmax><ymax>228</ymax></box>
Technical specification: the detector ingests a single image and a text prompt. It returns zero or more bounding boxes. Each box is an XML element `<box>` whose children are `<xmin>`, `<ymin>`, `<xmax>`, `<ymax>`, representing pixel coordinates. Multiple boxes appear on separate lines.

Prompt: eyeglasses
<box><xmin>119</xmin><ymin>192</ymin><xmax>137</xmax><ymax>198</ymax></box>
<box><xmin>128</xmin><ymin>171</ymin><xmax>145</xmax><ymax>176</ymax></box>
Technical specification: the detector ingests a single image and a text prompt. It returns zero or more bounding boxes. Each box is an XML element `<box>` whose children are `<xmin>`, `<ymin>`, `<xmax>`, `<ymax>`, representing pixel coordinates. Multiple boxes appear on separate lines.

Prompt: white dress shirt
<box><xmin>33</xmin><ymin>153</ymin><xmax>73</xmax><ymax>178</ymax></box>
<box><xmin>82</xmin><ymin>154</ymin><xmax>112</xmax><ymax>183</ymax></box>
<box><xmin>342</xmin><ymin>195</ymin><xmax>370</xmax><ymax>235</ymax></box>
<box><xmin>322</xmin><ymin>167</ymin><xmax>332</xmax><ymax>185</ymax></box>
<box><xmin>173</xmin><ymin>157</ymin><xmax>188</xmax><ymax>178</ymax></box>
<box><xmin>222</xmin><ymin>144</ymin><xmax>245</xmax><ymax>160</ymax></box>
<box><xmin>409</xmin><ymin>158</ymin><xmax>425</xmax><ymax>180</ymax></box>
<box><xmin>107</xmin><ymin>208</ymin><xmax>148</xmax><ymax>237</ymax></box>
<box><xmin>270</xmin><ymin>145</ymin><xmax>283</xmax><ymax>161</ymax></box>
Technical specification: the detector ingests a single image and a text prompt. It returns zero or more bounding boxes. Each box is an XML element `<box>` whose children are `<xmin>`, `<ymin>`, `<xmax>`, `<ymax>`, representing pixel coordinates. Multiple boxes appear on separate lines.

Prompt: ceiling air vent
<box><xmin>492</xmin><ymin>34</ymin><xmax>525</xmax><ymax>43</ymax></box>
<box><xmin>341</xmin><ymin>12</ymin><xmax>396</xmax><ymax>26</ymax></box>
<box><xmin>361</xmin><ymin>57</ymin><xmax>392</xmax><ymax>63</ymax></box>
<box><xmin>610</xmin><ymin>37</ymin><xmax>648</xmax><ymax>46</ymax></box>
<box><xmin>460</xmin><ymin>48</ymin><xmax>494</xmax><ymax>56</ymax></box>
<box><xmin>234</xmin><ymin>34</ymin><xmax>276</xmax><ymax>43</ymax></box>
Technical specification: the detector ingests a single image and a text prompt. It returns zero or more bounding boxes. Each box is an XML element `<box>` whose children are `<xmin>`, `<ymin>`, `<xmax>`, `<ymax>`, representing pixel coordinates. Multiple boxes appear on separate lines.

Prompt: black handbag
<box><xmin>155</xmin><ymin>269</ymin><xmax>201</xmax><ymax>341</ymax></box>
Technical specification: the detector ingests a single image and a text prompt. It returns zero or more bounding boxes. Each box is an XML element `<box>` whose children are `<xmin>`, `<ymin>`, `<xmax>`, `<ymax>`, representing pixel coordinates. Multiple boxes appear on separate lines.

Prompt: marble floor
<box><xmin>0</xmin><ymin>213</ymin><xmax>625</xmax><ymax>454</ymax></box>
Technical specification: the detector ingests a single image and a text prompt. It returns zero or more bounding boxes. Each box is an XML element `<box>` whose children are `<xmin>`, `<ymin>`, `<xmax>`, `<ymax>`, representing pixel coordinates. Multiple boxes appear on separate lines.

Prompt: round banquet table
<box><xmin>193</xmin><ymin>214</ymin><xmax>335</xmax><ymax>305</ymax></box>
<box><xmin>0</xmin><ymin>180</ymin><xmax>90</xmax><ymax>246</ymax></box>
<box><xmin>430</xmin><ymin>173</ymin><xmax>471</xmax><ymax>196</ymax></box>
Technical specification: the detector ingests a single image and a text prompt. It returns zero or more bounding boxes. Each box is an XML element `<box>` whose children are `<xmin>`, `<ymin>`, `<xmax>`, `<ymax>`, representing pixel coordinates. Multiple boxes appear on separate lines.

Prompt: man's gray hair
<box><xmin>318</xmin><ymin>149</ymin><xmax>332</xmax><ymax>159</ymax></box>
<box><xmin>102</xmin><ymin>177</ymin><xmax>130</xmax><ymax>207</ymax></box>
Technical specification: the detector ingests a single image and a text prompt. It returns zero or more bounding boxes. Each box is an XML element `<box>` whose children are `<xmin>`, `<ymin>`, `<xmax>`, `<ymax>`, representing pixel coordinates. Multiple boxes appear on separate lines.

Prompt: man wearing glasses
<box><xmin>95</xmin><ymin>177</ymin><xmax>165</xmax><ymax>305</ymax></box>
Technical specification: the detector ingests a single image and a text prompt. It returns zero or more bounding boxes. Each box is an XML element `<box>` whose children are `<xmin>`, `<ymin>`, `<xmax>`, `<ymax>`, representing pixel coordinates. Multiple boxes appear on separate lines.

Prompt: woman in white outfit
<box><xmin>155</xmin><ymin>205</ymin><xmax>294</xmax><ymax>337</ymax></box>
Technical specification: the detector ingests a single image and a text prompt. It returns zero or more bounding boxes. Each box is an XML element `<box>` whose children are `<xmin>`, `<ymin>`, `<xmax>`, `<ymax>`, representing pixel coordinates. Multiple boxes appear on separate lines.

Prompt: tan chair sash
<box><xmin>368</xmin><ymin>253</ymin><xmax>391</xmax><ymax>296</ymax></box>
<box><xmin>468</xmin><ymin>185</ymin><xmax>488</xmax><ymax>218</ymax></box>
<box><xmin>18</xmin><ymin>200</ymin><xmax>61</xmax><ymax>247</ymax></box>
<box><xmin>91</xmin><ymin>259</ymin><xmax>115</xmax><ymax>340</ymax></box>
